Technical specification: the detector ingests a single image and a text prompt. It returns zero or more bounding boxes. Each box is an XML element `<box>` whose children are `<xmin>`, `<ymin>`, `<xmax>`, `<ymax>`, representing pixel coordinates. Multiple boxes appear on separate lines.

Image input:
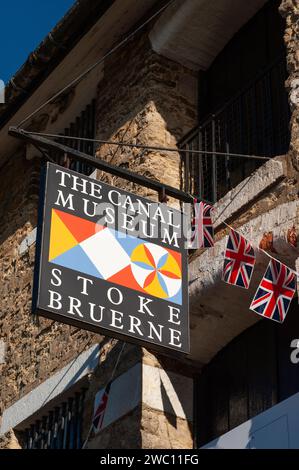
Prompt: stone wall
<box><xmin>85</xmin><ymin>27</ymin><xmax>197</xmax><ymax>449</ymax></box>
<box><xmin>280</xmin><ymin>0</ymin><xmax>299</xmax><ymax>172</ymax></box>
<box><xmin>83</xmin><ymin>345</ymin><xmax>194</xmax><ymax>449</ymax></box>
<box><xmin>95</xmin><ymin>27</ymin><xmax>197</xmax><ymax>203</ymax></box>
<box><xmin>1</xmin><ymin>0</ymin><xmax>297</xmax><ymax>451</ymax></box>
<box><xmin>0</xmin><ymin>151</ymin><xmax>100</xmax><ymax>427</ymax></box>
<box><xmin>0</xmin><ymin>26</ymin><xmax>197</xmax><ymax>449</ymax></box>
<box><xmin>140</xmin><ymin>349</ymin><xmax>194</xmax><ymax>449</ymax></box>
<box><xmin>0</xmin><ymin>430</ymin><xmax>21</xmax><ymax>449</ymax></box>
<box><xmin>85</xmin><ymin>403</ymin><xmax>192</xmax><ymax>450</ymax></box>
<box><xmin>82</xmin><ymin>340</ymin><xmax>142</xmax><ymax>446</ymax></box>
<box><xmin>88</xmin><ymin>406</ymin><xmax>143</xmax><ymax>449</ymax></box>
<box><xmin>141</xmin><ymin>404</ymin><xmax>192</xmax><ymax>449</ymax></box>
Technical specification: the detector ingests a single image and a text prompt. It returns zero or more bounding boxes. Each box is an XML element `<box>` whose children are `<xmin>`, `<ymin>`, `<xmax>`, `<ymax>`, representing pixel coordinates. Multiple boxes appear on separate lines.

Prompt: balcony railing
<box><xmin>53</xmin><ymin>99</ymin><xmax>96</xmax><ymax>176</ymax></box>
<box><xmin>180</xmin><ymin>56</ymin><xmax>290</xmax><ymax>203</ymax></box>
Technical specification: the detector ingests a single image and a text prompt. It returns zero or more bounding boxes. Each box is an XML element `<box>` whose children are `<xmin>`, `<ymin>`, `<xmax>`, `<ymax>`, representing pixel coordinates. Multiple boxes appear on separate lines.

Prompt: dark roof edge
<box><xmin>0</xmin><ymin>0</ymin><xmax>115</xmax><ymax>130</ymax></box>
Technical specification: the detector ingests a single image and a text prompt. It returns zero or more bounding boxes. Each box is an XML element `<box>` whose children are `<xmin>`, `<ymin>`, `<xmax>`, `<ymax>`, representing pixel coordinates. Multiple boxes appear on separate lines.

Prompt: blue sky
<box><xmin>0</xmin><ymin>0</ymin><xmax>76</xmax><ymax>84</ymax></box>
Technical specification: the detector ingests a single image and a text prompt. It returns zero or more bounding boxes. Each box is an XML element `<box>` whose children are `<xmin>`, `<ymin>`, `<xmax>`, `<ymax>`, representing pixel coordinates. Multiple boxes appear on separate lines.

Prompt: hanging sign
<box><xmin>33</xmin><ymin>163</ymin><xmax>189</xmax><ymax>356</ymax></box>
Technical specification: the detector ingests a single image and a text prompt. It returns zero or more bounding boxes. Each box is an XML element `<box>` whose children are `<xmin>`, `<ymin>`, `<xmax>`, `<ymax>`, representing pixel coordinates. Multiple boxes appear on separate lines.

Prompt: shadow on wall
<box><xmin>160</xmin><ymin>379</ymin><xmax>177</xmax><ymax>429</ymax></box>
<box><xmin>83</xmin><ymin>341</ymin><xmax>143</xmax><ymax>449</ymax></box>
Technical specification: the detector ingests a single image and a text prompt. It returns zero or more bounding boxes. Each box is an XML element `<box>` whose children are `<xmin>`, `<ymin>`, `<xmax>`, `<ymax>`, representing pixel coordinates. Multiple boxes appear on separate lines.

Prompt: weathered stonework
<box><xmin>0</xmin><ymin>28</ymin><xmax>198</xmax><ymax>447</ymax></box>
<box><xmin>83</xmin><ymin>344</ymin><xmax>194</xmax><ymax>449</ymax></box>
<box><xmin>95</xmin><ymin>29</ymin><xmax>197</xmax><ymax>204</ymax></box>
<box><xmin>79</xmin><ymin>30</ymin><xmax>198</xmax><ymax>448</ymax></box>
<box><xmin>1</xmin><ymin>0</ymin><xmax>298</xmax><ymax>451</ymax></box>
<box><xmin>87</xmin><ymin>407</ymin><xmax>142</xmax><ymax>449</ymax></box>
<box><xmin>82</xmin><ymin>341</ymin><xmax>142</xmax><ymax>444</ymax></box>
<box><xmin>86</xmin><ymin>404</ymin><xmax>192</xmax><ymax>450</ymax></box>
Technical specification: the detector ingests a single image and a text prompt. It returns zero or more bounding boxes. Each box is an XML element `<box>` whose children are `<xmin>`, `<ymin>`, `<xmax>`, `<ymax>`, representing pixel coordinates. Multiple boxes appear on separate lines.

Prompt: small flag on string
<box><xmin>250</xmin><ymin>259</ymin><xmax>296</xmax><ymax>323</ymax></box>
<box><xmin>189</xmin><ymin>200</ymin><xmax>214</xmax><ymax>249</ymax></box>
<box><xmin>222</xmin><ymin>229</ymin><xmax>255</xmax><ymax>289</ymax></box>
<box><xmin>92</xmin><ymin>382</ymin><xmax>111</xmax><ymax>433</ymax></box>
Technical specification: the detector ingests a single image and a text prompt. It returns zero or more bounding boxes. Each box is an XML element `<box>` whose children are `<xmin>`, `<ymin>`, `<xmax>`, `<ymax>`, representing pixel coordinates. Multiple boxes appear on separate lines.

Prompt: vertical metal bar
<box><xmin>35</xmin><ymin>420</ymin><xmax>41</xmax><ymax>449</ymax></box>
<box><xmin>40</xmin><ymin>416</ymin><xmax>47</xmax><ymax>449</ymax></box>
<box><xmin>82</xmin><ymin>109</ymin><xmax>89</xmax><ymax>174</ymax></box>
<box><xmin>47</xmin><ymin>411</ymin><xmax>53</xmax><ymax>449</ymax></box>
<box><xmin>198</xmin><ymin>128</ymin><xmax>203</xmax><ymax>199</ymax></box>
<box><xmin>204</xmin><ymin>125</ymin><xmax>208</xmax><ymax>201</ymax></box>
<box><xmin>86</xmin><ymin>105</ymin><xmax>93</xmax><ymax>174</ymax></box>
<box><xmin>70</xmin><ymin>122</ymin><xmax>75</xmax><ymax>150</ymax></box>
<box><xmin>79</xmin><ymin>112</ymin><xmax>85</xmax><ymax>153</ymax></box>
<box><xmin>34</xmin><ymin>423</ymin><xmax>39</xmax><ymax>449</ymax></box>
<box><xmin>62</xmin><ymin>401</ymin><xmax>69</xmax><ymax>449</ymax></box>
<box><xmin>225</xmin><ymin>141</ymin><xmax>231</xmax><ymax>192</ymax></box>
<box><xmin>75</xmin><ymin>118</ymin><xmax>81</xmax><ymax>173</ymax></box>
<box><xmin>44</xmin><ymin>415</ymin><xmax>49</xmax><ymax>449</ymax></box>
<box><xmin>91</xmin><ymin>99</ymin><xmax>96</xmax><ymax>156</ymax></box>
<box><xmin>224</xmin><ymin>121</ymin><xmax>231</xmax><ymax>192</ymax></box>
<box><xmin>266</xmin><ymin>72</ymin><xmax>274</xmax><ymax>156</ymax></box>
<box><xmin>73</xmin><ymin>393</ymin><xmax>80</xmax><ymax>449</ymax></box>
<box><xmin>85</xmin><ymin>104</ymin><xmax>92</xmax><ymax>156</ymax></box>
<box><xmin>24</xmin><ymin>428</ymin><xmax>30</xmax><ymax>449</ymax></box>
<box><xmin>76</xmin><ymin>389</ymin><xmax>86</xmax><ymax>449</ymax></box>
<box><xmin>78</xmin><ymin>112</ymin><xmax>85</xmax><ymax>174</ymax></box>
<box><xmin>184</xmin><ymin>143</ymin><xmax>190</xmax><ymax>194</ymax></box>
<box><xmin>74</xmin><ymin>118</ymin><xmax>80</xmax><ymax>151</ymax></box>
<box><xmin>190</xmin><ymin>139</ymin><xmax>194</xmax><ymax>195</ymax></box>
<box><xmin>216</xmin><ymin>116</ymin><xmax>223</xmax><ymax>198</ymax></box>
<box><xmin>31</xmin><ymin>424</ymin><xmax>36</xmax><ymax>449</ymax></box>
<box><xmin>29</xmin><ymin>425</ymin><xmax>34</xmax><ymax>449</ymax></box>
<box><xmin>57</xmin><ymin>134</ymin><xmax>64</xmax><ymax>166</ymax></box>
<box><xmin>68</xmin><ymin>397</ymin><xmax>75</xmax><ymax>449</ymax></box>
<box><xmin>56</xmin><ymin>404</ymin><xmax>64</xmax><ymax>449</ymax></box>
<box><xmin>63</xmin><ymin>129</ymin><xmax>70</xmax><ymax>168</ymax></box>
<box><xmin>52</xmin><ymin>407</ymin><xmax>59</xmax><ymax>449</ymax></box>
<box><xmin>86</xmin><ymin>103</ymin><xmax>94</xmax><ymax>174</ymax></box>
<box><xmin>211</xmin><ymin>115</ymin><xmax>217</xmax><ymax>203</ymax></box>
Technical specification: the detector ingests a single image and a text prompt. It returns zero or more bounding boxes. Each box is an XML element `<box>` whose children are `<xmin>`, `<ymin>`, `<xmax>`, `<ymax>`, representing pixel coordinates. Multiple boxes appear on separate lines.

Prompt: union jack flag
<box><xmin>222</xmin><ymin>229</ymin><xmax>255</xmax><ymax>289</ymax></box>
<box><xmin>93</xmin><ymin>382</ymin><xmax>111</xmax><ymax>433</ymax></box>
<box><xmin>250</xmin><ymin>259</ymin><xmax>296</xmax><ymax>323</ymax></box>
<box><xmin>189</xmin><ymin>201</ymin><xmax>214</xmax><ymax>249</ymax></box>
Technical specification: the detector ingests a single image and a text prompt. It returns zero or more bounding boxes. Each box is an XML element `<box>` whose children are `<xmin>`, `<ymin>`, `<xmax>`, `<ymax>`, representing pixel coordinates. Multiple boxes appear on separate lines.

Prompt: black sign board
<box><xmin>33</xmin><ymin>163</ymin><xmax>189</xmax><ymax>356</ymax></box>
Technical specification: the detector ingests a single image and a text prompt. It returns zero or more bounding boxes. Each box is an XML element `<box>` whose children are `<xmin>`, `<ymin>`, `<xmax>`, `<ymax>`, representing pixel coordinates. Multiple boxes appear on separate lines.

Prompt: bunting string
<box><xmin>221</xmin><ymin>220</ymin><xmax>299</xmax><ymax>277</ymax></box>
<box><xmin>190</xmin><ymin>197</ymin><xmax>298</xmax><ymax>323</ymax></box>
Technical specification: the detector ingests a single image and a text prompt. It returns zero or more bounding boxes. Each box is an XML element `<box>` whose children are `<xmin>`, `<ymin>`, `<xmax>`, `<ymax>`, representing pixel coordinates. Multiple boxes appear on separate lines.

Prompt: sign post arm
<box><xmin>9</xmin><ymin>126</ymin><xmax>193</xmax><ymax>204</ymax></box>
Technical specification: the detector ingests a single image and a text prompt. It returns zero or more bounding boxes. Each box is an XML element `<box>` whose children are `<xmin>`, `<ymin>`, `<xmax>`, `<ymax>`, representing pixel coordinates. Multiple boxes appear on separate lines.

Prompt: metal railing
<box><xmin>53</xmin><ymin>99</ymin><xmax>96</xmax><ymax>175</ymax></box>
<box><xmin>180</xmin><ymin>56</ymin><xmax>290</xmax><ymax>202</ymax></box>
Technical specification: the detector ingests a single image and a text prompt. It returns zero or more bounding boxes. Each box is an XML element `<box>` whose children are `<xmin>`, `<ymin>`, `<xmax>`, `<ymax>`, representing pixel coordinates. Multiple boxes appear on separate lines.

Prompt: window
<box><xmin>53</xmin><ymin>99</ymin><xmax>96</xmax><ymax>176</ymax></box>
<box><xmin>181</xmin><ymin>0</ymin><xmax>290</xmax><ymax>202</ymax></box>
